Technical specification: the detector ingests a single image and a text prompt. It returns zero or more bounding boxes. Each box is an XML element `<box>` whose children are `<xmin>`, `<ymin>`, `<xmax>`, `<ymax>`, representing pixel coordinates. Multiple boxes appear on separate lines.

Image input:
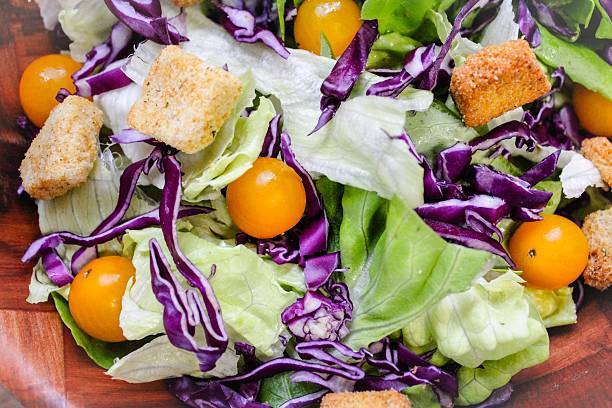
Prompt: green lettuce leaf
<box><xmin>259</xmin><ymin>372</ymin><xmax>321</xmax><ymax>408</ymax></box>
<box><xmin>51</xmin><ymin>293</ymin><xmax>152</xmax><ymax>369</ymax></box>
<box><xmin>524</xmin><ymin>286</ymin><xmax>577</xmax><ymax>328</ymax></box>
<box><xmin>594</xmin><ymin>0</ymin><xmax>612</xmax><ymax>39</ymax></box>
<box><xmin>534</xmin><ymin>24</ymin><xmax>612</xmax><ymax>100</ymax></box>
<box><xmin>361</xmin><ymin>0</ymin><xmax>436</xmax><ymax>35</ymax></box>
<box><xmin>402</xmin><ymin>384</ymin><xmax>439</xmax><ymax>408</ymax></box>
<box><xmin>540</xmin><ymin>0</ymin><xmax>595</xmax><ymax>42</ymax></box>
<box><xmin>403</xmin><ymin>272</ymin><xmax>548</xmax><ymax>368</ymax></box>
<box><xmin>315</xmin><ymin>177</ymin><xmax>345</xmax><ymax>252</ymax></box>
<box><xmin>120</xmin><ymin>227</ymin><xmax>298</xmax><ymax>359</ymax></box>
<box><xmin>342</xmin><ymin>191</ymin><xmax>492</xmax><ymax>350</ymax></box>
<box><xmin>368</xmin><ymin>32</ymin><xmax>421</xmax><ymax>70</ymax></box>
<box><xmin>535</xmin><ymin>180</ymin><xmax>562</xmax><ymax>214</ymax></box>
<box><xmin>405</xmin><ymin>101</ymin><xmax>479</xmax><ymax>161</ymax></box>
<box><xmin>455</xmin><ymin>304</ymin><xmax>549</xmax><ymax>405</ymax></box>
<box><xmin>106</xmin><ymin>335</ymin><xmax>239</xmax><ymax>382</ymax></box>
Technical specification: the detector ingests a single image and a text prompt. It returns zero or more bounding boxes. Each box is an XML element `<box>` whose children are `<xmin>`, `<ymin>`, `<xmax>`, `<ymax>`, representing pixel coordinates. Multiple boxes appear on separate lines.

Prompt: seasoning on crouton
<box><xmin>172</xmin><ymin>0</ymin><xmax>201</xmax><ymax>6</ymax></box>
<box><xmin>581</xmin><ymin>137</ymin><xmax>612</xmax><ymax>187</ymax></box>
<box><xmin>450</xmin><ymin>39</ymin><xmax>551</xmax><ymax>127</ymax></box>
<box><xmin>128</xmin><ymin>46</ymin><xmax>242</xmax><ymax>154</ymax></box>
<box><xmin>320</xmin><ymin>390</ymin><xmax>411</xmax><ymax>408</ymax></box>
<box><xmin>582</xmin><ymin>208</ymin><xmax>611</xmax><ymax>291</ymax></box>
<box><xmin>19</xmin><ymin>96</ymin><xmax>103</xmax><ymax>200</ymax></box>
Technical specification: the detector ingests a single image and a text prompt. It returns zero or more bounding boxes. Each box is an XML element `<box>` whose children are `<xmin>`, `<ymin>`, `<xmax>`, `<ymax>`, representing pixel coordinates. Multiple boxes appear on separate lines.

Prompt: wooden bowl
<box><xmin>0</xmin><ymin>2</ymin><xmax>609</xmax><ymax>407</ymax></box>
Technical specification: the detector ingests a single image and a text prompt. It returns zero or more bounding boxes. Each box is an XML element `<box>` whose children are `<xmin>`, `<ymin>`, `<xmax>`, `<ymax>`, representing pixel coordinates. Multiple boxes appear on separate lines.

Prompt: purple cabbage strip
<box><xmin>219</xmin><ymin>5</ymin><xmax>290</xmax><ymax>59</ymax></box>
<box><xmin>572</xmin><ymin>279</ymin><xmax>585</xmax><ymax>311</ymax></box>
<box><xmin>260</xmin><ymin>115</ymin><xmax>282</xmax><ymax>158</ymax></box>
<box><xmin>469</xmin><ymin>121</ymin><xmax>536</xmax><ymax>153</ymax></box>
<box><xmin>520</xmin><ymin>150</ymin><xmax>560</xmax><ymax>186</ymax></box>
<box><xmin>74</xmin><ymin>59</ymin><xmax>133</xmax><ymax>97</ymax></box>
<box><xmin>104</xmin><ymin>0</ymin><xmax>188</xmax><ymax>45</ymax></box>
<box><xmin>416</xmin><ymin>195</ymin><xmax>510</xmax><ymax>225</ymax></box>
<box><xmin>461</xmin><ymin>0</ymin><xmax>502</xmax><ymax>37</ymax></box>
<box><xmin>511</xmin><ymin>206</ymin><xmax>543</xmax><ymax>221</ymax></box>
<box><xmin>158</xmin><ymin>155</ymin><xmax>228</xmax><ymax>370</ymax></box>
<box><xmin>366</xmin><ymin>45</ymin><xmax>436</xmax><ymax>98</ymax></box>
<box><xmin>517</xmin><ymin>0</ymin><xmax>541</xmax><ymax>47</ymax></box>
<box><xmin>150</xmin><ymin>240</ymin><xmax>228</xmax><ymax>372</ymax></box>
<box><xmin>111</xmin><ymin>128</ymin><xmax>158</xmax><ymax>145</ymax></box>
<box><xmin>424</xmin><ymin>218</ymin><xmax>514</xmax><ymax>266</ymax></box>
<box><xmin>22</xmin><ymin>206</ymin><xmax>209</xmax><ymax>264</ymax></box>
<box><xmin>72</xmin><ymin>22</ymin><xmax>134</xmax><ymax>81</ymax></box>
<box><xmin>311</xmin><ymin>20</ymin><xmax>379</xmax><ymax>134</ymax></box>
<box><xmin>281</xmin><ymin>290</ymin><xmax>351</xmax><ymax>342</ymax></box>
<box><xmin>435</xmin><ymin>143</ymin><xmax>472</xmax><ymax>183</ymax></box>
<box><xmin>255</xmin><ymin>234</ymin><xmax>301</xmax><ymax>264</ymax></box>
<box><xmin>472</xmin><ymin>165</ymin><xmax>552</xmax><ymax>209</ymax></box>
<box><xmin>42</xmin><ymin>249</ymin><xmax>74</xmax><ymax>287</ymax></box>
<box><xmin>166</xmin><ymin>376</ymin><xmax>269</xmax><ymax>408</ymax></box>
<box><xmin>464</xmin><ymin>209</ymin><xmax>503</xmax><ymax>241</ymax></box>
<box><xmin>304</xmin><ymin>252</ymin><xmax>340</xmax><ymax>291</ymax></box>
<box><xmin>15</xmin><ymin>115</ymin><xmax>38</xmax><ymax>139</ymax></box>
<box><xmin>290</xmin><ymin>372</ymin><xmax>354</xmax><ymax>393</ymax></box>
<box><xmin>418</xmin><ymin>0</ymin><xmax>485</xmax><ymax>90</ymax></box>
<box><xmin>529</xmin><ymin>0</ymin><xmax>577</xmax><ymax>40</ymax></box>
<box><xmin>71</xmin><ymin>150</ymin><xmax>159</xmax><ymax>273</ymax></box>
<box><xmin>601</xmin><ymin>46</ymin><xmax>612</xmax><ymax>65</ymax></box>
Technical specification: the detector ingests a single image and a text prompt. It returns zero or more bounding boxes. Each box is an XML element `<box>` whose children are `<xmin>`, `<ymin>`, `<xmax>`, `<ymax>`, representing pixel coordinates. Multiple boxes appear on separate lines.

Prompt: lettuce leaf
<box><xmin>594</xmin><ymin>0</ymin><xmax>612</xmax><ymax>39</ymax></box>
<box><xmin>123</xmin><ymin>11</ymin><xmax>431</xmax><ymax>207</ymax></box>
<box><xmin>455</xmin><ymin>305</ymin><xmax>549</xmax><ymax>405</ymax></box>
<box><xmin>361</xmin><ymin>0</ymin><xmax>436</xmax><ymax>35</ymax></box>
<box><xmin>534</xmin><ymin>23</ymin><xmax>612</xmax><ymax>100</ymax></box>
<box><xmin>120</xmin><ymin>227</ymin><xmax>298</xmax><ymax>359</ymax></box>
<box><xmin>341</xmin><ymin>190</ymin><xmax>492</xmax><ymax>350</ymax></box>
<box><xmin>403</xmin><ymin>272</ymin><xmax>548</xmax><ymax>368</ymax></box>
<box><xmin>479</xmin><ymin>0</ymin><xmax>519</xmax><ymax>47</ymax></box>
<box><xmin>51</xmin><ymin>293</ymin><xmax>152</xmax><ymax>369</ymax></box>
<box><xmin>106</xmin><ymin>335</ymin><xmax>239</xmax><ymax>382</ymax></box>
<box><xmin>259</xmin><ymin>372</ymin><xmax>322</xmax><ymax>408</ymax></box>
<box><xmin>524</xmin><ymin>286</ymin><xmax>577</xmax><ymax>328</ymax></box>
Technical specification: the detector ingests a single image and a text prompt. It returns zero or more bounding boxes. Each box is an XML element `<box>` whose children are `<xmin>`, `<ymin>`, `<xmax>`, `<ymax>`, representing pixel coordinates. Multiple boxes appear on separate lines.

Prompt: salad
<box><xmin>17</xmin><ymin>0</ymin><xmax>611</xmax><ymax>407</ymax></box>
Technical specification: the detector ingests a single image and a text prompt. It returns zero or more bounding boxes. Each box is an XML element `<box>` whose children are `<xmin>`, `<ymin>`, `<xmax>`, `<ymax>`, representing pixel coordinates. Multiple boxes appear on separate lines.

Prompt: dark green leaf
<box><xmin>315</xmin><ymin>177</ymin><xmax>344</xmax><ymax>252</ymax></box>
<box><xmin>259</xmin><ymin>372</ymin><xmax>321</xmax><ymax>408</ymax></box>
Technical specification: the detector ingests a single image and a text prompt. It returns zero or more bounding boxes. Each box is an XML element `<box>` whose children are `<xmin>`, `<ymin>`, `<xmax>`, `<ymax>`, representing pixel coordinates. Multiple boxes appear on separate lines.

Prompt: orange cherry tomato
<box><xmin>508</xmin><ymin>214</ymin><xmax>589</xmax><ymax>290</ymax></box>
<box><xmin>573</xmin><ymin>84</ymin><xmax>612</xmax><ymax>137</ymax></box>
<box><xmin>226</xmin><ymin>157</ymin><xmax>306</xmax><ymax>239</ymax></box>
<box><xmin>69</xmin><ymin>256</ymin><xmax>135</xmax><ymax>343</ymax></box>
<box><xmin>294</xmin><ymin>0</ymin><xmax>362</xmax><ymax>56</ymax></box>
<box><xmin>19</xmin><ymin>54</ymin><xmax>82</xmax><ymax>128</ymax></box>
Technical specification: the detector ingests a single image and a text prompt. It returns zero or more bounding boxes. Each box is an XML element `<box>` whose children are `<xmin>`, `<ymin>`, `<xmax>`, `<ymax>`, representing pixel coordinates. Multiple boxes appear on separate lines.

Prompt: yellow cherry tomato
<box><xmin>19</xmin><ymin>54</ymin><xmax>82</xmax><ymax>128</ymax></box>
<box><xmin>227</xmin><ymin>157</ymin><xmax>307</xmax><ymax>239</ymax></box>
<box><xmin>294</xmin><ymin>0</ymin><xmax>362</xmax><ymax>56</ymax></box>
<box><xmin>69</xmin><ymin>256</ymin><xmax>135</xmax><ymax>343</ymax></box>
<box><xmin>573</xmin><ymin>84</ymin><xmax>612</xmax><ymax>137</ymax></box>
<box><xmin>508</xmin><ymin>214</ymin><xmax>589</xmax><ymax>290</ymax></box>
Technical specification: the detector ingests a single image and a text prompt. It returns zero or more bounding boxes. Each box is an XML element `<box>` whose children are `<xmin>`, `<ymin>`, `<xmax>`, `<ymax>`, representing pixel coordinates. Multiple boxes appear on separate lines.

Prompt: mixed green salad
<box><xmin>19</xmin><ymin>0</ymin><xmax>612</xmax><ymax>407</ymax></box>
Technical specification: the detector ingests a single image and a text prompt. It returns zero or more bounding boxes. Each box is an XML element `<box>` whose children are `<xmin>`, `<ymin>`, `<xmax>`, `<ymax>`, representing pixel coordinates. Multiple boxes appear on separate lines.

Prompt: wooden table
<box><xmin>0</xmin><ymin>2</ymin><xmax>610</xmax><ymax>407</ymax></box>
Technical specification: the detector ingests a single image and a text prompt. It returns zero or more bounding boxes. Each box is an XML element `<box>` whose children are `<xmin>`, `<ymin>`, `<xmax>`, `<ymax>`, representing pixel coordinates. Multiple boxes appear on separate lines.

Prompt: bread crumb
<box><xmin>582</xmin><ymin>208</ymin><xmax>611</xmax><ymax>291</ymax></box>
<box><xmin>321</xmin><ymin>390</ymin><xmax>411</xmax><ymax>408</ymax></box>
<box><xmin>581</xmin><ymin>137</ymin><xmax>612</xmax><ymax>187</ymax></box>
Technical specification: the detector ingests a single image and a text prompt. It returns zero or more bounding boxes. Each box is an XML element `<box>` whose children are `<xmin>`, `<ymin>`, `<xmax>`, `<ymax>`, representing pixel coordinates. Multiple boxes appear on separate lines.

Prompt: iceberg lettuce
<box><xmin>120</xmin><ymin>226</ymin><xmax>298</xmax><ymax>359</ymax></box>
<box><xmin>524</xmin><ymin>286</ymin><xmax>577</xmax><ymax>328</ymax></box>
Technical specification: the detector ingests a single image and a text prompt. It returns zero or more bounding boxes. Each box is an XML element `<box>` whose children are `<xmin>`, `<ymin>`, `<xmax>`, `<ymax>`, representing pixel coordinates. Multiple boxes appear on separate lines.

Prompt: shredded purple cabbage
<box><xmin>520</xmin><ymin>150</ymin><xmax>560</xmax><ymax>186</ymax></box>
<box><xmin>104</xmin><ymin>0</ymin><xmax>188</xmax><ymax>45</ymax></box>
<box><xmin>304</xmin><ymin>252</ymin><xmax>340</xmax><ymax>291</ymax></box>
<box><xmin>517</xmin><ymin>0</ymin><xmax>541</xmax><ymax>47</ymax></box>
<box><xmin>74</xmin><ymin>59</ymin><xmax>133</xmax><ymax>97</ymax></box>
<box><xmin>460</xmin><ymin>0</ymin><xmax>502</xmax><ymax>37</ymax></box>
<box><xmin>435</xmin><ymin>143</ymin><xmax>473</xmax><ymax>183</ymax></box>
<box><xmin>469</xmin><ymin>382</ymin><xmax>513</xmax><ymax>408</ymax></box>
<box><xmin>416</xmin><ymin>195</ymin><xmax>510</xmax><ymax>225</ymax></box>
<box><xmin>219</xmin><ymin>5</ymin><xmax>290</xmax><ymax>59</ymax></box>
<box><xmin>16</xmin><ymin>115</ymin><xmax>39</xmax><ymax>139</ymax></box>
<box><xmin>469</xmin><ymin>121</ymin><xmax>536</xmax><ymax>153</ymax></box>
<box><xmin>41</xmin><ymin>249</ymin><xmax>74</xmax><ymax>287</ymax></box>
<box><xmin>311</xmin><ymin>20</ymin><xmax>379</xmax><ymax>134</ymax></box>
<box><xmin>166</xmin><ymin>376</ymin><xmax>268</xmax><ymax>408</ymax></box>
<box><xmin>529</xmin><ymin>0</ymin><xmax>577</xmax><ymax>40</ymax></box>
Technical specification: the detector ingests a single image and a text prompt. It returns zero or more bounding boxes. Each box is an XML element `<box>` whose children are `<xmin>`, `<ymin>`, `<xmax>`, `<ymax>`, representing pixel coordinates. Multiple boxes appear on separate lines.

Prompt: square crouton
<box><xmin>450</xmin><ymin>39</ymin><xmax>551</xmax><ymax>127</ymax></box>
<box><xmin>581</xmin><ymin>137</ymin><xmax>612</xmax><ymax>187</ymax></box>
<box><xmin>321</xmin><ymin>390</ymin><xmax>411</xmax><ymax>408</ymax></box>
<box><xmin>128</xmin><ymin>45</ymin><xmax>242</xmax><ymax>154</ymax></box>
<box><xmin>172</xmin><ymin>0</ymin><xmax>201</xmax><ymax>6</ymax></box>
<box><xmin>20</xmin><ymin>96</ymin><xmax>103</xmax><ymax>200</ymax></box>
<box><xmin>582</xmin><ymin>208</ymin><xmax>611</xmax><ymax>291</ymax></box>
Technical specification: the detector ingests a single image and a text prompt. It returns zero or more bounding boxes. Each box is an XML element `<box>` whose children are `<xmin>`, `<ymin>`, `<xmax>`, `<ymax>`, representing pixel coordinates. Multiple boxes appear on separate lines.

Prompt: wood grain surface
<box><xmin>0</xmin><ymin>2</ymin><xmax>610</xmax><ymax>407</ymax></box>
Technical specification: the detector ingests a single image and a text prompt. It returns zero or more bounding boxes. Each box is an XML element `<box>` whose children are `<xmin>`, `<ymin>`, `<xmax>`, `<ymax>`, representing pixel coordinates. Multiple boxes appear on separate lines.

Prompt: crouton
<box><xmin>19</xmin><ymin>96</ymin><xmax>103</xmax><ymax>200</ymax></box>
<box><xmin>581</xmin><ymin>137</ymin><xmax>612</xmax><ymax>187</ymax></box>
<box><xmin>450</xmin><ymin>39</ymin><xmax>551</xmax><ymax>127</ymax></box>
<box><xmin>320</xmin><ymin>390</ymin><xmax>411</xmax><ymax>408</ymax></box>
<box><xmin>582</xmin><ymin>208</ymin><xmax>611</xmax><ymax>290</ymax></box>
<box><xmin>172</xmin><ymin>0</ymin><xmax>201</xmax><ymax>6</ymax></box>
<box><xmin>128</xmin><ymin>45</ymin><xmax>242</xmax><ymax>154</ymax></box>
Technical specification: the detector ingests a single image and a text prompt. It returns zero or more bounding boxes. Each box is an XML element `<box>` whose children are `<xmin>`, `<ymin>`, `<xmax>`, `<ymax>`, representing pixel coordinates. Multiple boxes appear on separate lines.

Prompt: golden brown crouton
<box><xmin>128</xmin><ymin>45</ymin><xmax>242</xmax><ymax>154</ymax></box>
<box><xmin>321</xmin><ymin>390</ymin><xmax>411</xmax><ymax>408</ymax></box>
<box><xmin>172</xmin><ymin>0</ymin><xmax>201</xmax><ymax>6</ymax></box>
<box><xmin>450</xmin><ymin>39</ymin><xmax>551</xmax><ymax>127</ymax></box>
<box><xmin>19</xmin><ymin>96</ymin><xmax>103</xmax><ymax>200</ymax></box>
<box><xmin>581</xmin><ymin>137</ymin><xmax>612</xmax><ymax>187</ymax></box>
<box><xmin>582</xmin><ymin>208</ymin><xmax>611</xmax><ymax>290</ymax></box>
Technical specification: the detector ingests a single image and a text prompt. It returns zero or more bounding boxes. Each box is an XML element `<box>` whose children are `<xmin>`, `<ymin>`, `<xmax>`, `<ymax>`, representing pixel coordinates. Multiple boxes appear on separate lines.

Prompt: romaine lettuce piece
<box><xmin>361</xmin><ymin>0</ymin><xmax>436</xmax><ymax>35</ymax></box>
<box><xmin>341</xmin><ymin>190</ymin><xmax>492</xmax><ymax>350</ymax></box>
<box><xmin>120</xmin><ymin>227</ymin><xmax>298</xmax><ymax>359</ymax></box>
